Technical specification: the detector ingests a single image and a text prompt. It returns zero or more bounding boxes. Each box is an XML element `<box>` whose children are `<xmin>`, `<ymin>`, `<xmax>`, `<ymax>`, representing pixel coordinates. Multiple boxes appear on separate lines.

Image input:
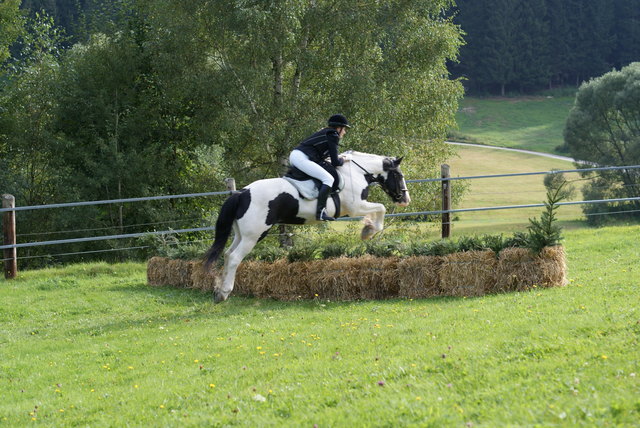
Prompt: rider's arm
<box><xmin>326</xmin><ymin>130</ymin><xmax>344</xmax><ymax>167</ymax></box>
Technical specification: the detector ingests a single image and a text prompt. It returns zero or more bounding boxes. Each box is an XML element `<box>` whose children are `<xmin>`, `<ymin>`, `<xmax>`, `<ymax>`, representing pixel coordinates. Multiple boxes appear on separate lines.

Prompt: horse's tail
<box><xmin>203</xmin><ymin>191</ymin><xmax>243</xmax><ymax>269</ymax></box>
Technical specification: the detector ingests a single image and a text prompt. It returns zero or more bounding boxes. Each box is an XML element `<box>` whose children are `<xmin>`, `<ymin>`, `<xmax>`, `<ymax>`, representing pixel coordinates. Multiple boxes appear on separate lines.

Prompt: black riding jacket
<box><xmin>294</xmin><ymin>128</ymin><xmax>344</xmax><ymax>167</ymax></box>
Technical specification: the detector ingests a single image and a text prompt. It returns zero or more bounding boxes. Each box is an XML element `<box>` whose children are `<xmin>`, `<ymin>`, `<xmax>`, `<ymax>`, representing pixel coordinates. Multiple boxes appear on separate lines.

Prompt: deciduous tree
<box><xmin>564</xmin><ymin>62</ymin><xmax>640</xmax><ymax>222</ymax></box>
<box><xmin>0</xmin><ymin>0</ymin><xmax>23</xmax><ymax>63</ymax></box>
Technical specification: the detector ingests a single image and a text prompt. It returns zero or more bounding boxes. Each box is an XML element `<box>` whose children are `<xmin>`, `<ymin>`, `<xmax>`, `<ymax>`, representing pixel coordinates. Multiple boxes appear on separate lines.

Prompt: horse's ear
<box><xmin>394</xmin><ymin>157</ymin><xmax>404</xmax><ymax>166</ymax></box>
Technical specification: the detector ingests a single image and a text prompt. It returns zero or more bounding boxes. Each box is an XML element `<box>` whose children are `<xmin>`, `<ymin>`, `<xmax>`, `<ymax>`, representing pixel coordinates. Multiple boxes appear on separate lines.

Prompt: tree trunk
<box><xmin>273</xmin><ymin>53</ymin><xmax>283</xmax><ymax>106</ymax></box>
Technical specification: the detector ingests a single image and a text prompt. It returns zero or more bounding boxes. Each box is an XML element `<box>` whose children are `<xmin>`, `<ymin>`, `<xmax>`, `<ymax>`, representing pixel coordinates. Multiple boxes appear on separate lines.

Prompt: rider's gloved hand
<box><xmin>341</xmin><ymin>153</ymin><xmax>353</xmax><ymax>162</ymax></box>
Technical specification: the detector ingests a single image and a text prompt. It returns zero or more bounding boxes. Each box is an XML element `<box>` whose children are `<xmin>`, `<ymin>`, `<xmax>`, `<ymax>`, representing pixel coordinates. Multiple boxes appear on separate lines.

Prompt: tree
<box><xmin>136</xmin><ymin>0</ymin><xmax>463</xmax><ymax>184</ymax></box>
<box><xmin>454</xmin><ymin>0</ymin><xmax>518</xmax><ymax>95</ymax></box>
<box><xmin>51</xmin><ymin>21</ymin><xmax>225</xmax><ymax>237</ymax></box>
<box><xmin>564</xmin><ymin>62</ymin><xmax>640</xmax><ymax>222</ymax></box>
<box><xmin>2</xmin><ymin>0</ymin><xmax>464</xmax><ymax>264</ymax></box>
<box><xmin>545</xmin><ymin>0</ymin><xmax>573</xmax><ymax>87</ymax></box>
<box><xmin>611</xmin><ymin>0</ymin><xmax>640</xmax><ymax>70</ymax></box>
<box><xmin>0</xmin><ymin>13</ymin><xmax>64</xmax><ymax>207</ymax></box>
<box><xmin>0</xmin><ymin>0</ymin><xmax>24</xmax><ymax>64</ymax></box>
<box><xmin>513</xmin><ymin>0</ymin><xmax>549</xmax><ymax>92</ymax></box>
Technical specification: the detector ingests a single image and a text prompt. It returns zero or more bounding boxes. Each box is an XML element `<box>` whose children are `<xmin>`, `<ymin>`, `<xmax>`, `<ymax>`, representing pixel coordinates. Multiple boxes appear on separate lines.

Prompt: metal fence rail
<box><xmin>2</xmin><ymin>165</ymin><xmax>640</xmax><ymax>264</ymax></box>
<box><xmin>406</xmin><ymin>165</ymin><xmax>640</xmax><ymax>184</ymax></box>
<box><xmin>0</xmin><ymin>227</ymin><xmax>215</xmax><ymax>250</ymax></box>
<box><xmin>0</xmin><ymin>190</ymin><xmax>232</xmax><ymax>214</ymax></box>
<box><xmin>3</xmin><ymin>165</ymin><xmax>639</xmax><ymax>214</ymax></box>
<box><xmin>2</xmin><ymin>196</ymin><xmax>639</xmax><ymax>251</ymax></box>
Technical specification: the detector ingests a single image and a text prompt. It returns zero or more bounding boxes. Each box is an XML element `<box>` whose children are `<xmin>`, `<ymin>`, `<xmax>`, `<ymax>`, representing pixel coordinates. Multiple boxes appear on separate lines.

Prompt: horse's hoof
<box><xmin>214</xmin><ymin>290</ymin><xmax>227</xmax><ymax>303</ymax></box>
<box><xmin>361</xmin><ymin>225</ymin><xmax>375</xmax><ymax>240</ymax></box>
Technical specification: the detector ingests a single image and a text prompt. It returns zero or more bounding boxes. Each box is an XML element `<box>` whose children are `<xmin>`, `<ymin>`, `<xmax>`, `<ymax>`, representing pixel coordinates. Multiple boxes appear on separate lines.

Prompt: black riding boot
<box><xmin>316</xmin><ymin>184</ymin><xmax>335</xmax><ymax>221</ymax></box>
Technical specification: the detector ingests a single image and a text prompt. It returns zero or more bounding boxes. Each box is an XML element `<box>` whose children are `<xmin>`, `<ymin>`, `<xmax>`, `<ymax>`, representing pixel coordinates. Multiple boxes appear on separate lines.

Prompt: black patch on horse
<box><xmin>235</xmin><ymin>189</ymin><xmax>251</xmax><ymax>220</ymax></box>
<box><xmin>361</xmin><ymin>187</ymin><xmax>369</xmax><ymax>200</ymax></box>
<box><xmin>265</xmin><ymin>193</ymin><xmax>306</xmax><ymax>226</ymax></box>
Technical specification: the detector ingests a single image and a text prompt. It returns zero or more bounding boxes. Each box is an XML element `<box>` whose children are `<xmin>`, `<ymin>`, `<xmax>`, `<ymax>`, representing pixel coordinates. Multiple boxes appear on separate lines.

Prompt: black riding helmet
<box><xmin>328</xmin><ymin>114</ymin><xmax>351</xmax><ymax>128</ymax></box>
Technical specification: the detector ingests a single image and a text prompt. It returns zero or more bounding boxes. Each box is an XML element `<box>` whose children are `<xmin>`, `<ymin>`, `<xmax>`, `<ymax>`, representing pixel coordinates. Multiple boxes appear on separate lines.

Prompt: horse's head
<box><xmin>343</xmin><ymin>151</ymin><xmax>411</xmax><ymax>207</ymax></box>
<box><xmin>381</xmin><ymin>157</ymin><xmax>411</xmax><ymax>207</ymax></box>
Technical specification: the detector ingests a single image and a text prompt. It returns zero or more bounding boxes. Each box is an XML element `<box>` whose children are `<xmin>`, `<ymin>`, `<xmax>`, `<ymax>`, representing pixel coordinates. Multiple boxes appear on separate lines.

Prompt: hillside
<box><xmin>452</xmin><ymin>95</ymin><xmax>575</xmax><ymax>154</ymax></box>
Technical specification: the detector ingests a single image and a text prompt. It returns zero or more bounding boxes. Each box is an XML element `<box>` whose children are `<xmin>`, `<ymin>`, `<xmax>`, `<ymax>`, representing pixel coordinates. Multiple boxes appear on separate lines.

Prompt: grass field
<box><xmin>453</xmin><ymin>95</ymin><xmax>575</xmax><ymax>153</ymax></box>
<box><xmin>383</xmin><ymin>143</ymin><xmax>587</xmax><ymax>239</ymax></box>
<box><xmin>437</xmin><ymin>144</ymin><xmax>585</xmax><ymax>236</ymax></box>
<box><xmin>1</xmin><ymin>224</ymin><xmax>639</xmax><ymax>426</ymax></box>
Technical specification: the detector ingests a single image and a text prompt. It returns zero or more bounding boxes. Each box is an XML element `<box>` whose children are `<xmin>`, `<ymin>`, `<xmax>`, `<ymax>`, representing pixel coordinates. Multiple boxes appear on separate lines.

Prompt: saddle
<box><xmin>283</xmin><ymin>165</ymin><xmax>344</xmax><ymax>216</ymax></box>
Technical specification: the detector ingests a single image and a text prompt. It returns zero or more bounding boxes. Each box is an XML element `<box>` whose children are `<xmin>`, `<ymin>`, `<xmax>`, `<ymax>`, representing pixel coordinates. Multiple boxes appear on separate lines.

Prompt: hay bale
<box><xmin>439</xmin><ymin>250</ymin><xmax>497</xmax><ymax>297</ymax></box>
<box><xmin>147</xmin><ymin>257</ymin><xmax>170</xmax><ymax>286</ymax></box>
<box><xmin>359</xmin><ymin>256</ymin><xmax>401</xmax><ymax>299</ymax></box>
<box><xmin>255</xmin><ymin>256</ymin><xmax>400</xmax><ymax>301</ymax></box>
<box><xmin>263</xmin><ymin>260</ymin><xmax>315</xmax><ymax>300</ymax></box>
<box><xmin>397</xmin><ymin>256</ymin><xmax>442</xmax><ymax>299</ymax></box>
<box><xmin>148</xmin><ymin>246</ymin><xmax>567</xmax><ymax>301</ymax></box>
<box><xmin>306</xmin><ymin>258</ymin><xmax>357</xmax><ymax>300</ymax></box>
<box><xmin>236</xmin><ymin>260</ymin><xmax>282</xmax><ymax>298</ymax></box>
<box><xmin>190</xmin><ymin>261</ymin><xmax>218</xmax><ymax>292</ymax></box>
<box><xmin>495</xmin><ymin>246</ymin><xmax>567</xmax><ymax>293</ymax></box>
<box><xmin>162</xmin><ymin>259</ymin><xmax>193</xmax><ymax>288</ymax></box>
<box><xmin>303</xmin><ymin>256</ymin><xmax>399</xmax><ymax>300</ymax></box>
<box><xmin>540</xmin><ymin>245</ymin><xmax>568</xmax><ymax>287</ymax></box>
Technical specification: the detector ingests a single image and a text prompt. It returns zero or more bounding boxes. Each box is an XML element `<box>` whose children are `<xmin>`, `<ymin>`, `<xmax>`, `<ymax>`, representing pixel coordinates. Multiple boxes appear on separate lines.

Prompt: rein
<box><xmin>351</xmin><ymin>159</ymin><xmax>380</xmax><ymax>185</ymax></box>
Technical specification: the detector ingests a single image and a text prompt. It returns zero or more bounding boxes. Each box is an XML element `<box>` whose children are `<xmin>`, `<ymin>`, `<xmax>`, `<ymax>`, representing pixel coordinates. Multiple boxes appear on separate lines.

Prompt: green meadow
<box><xmin>1</xmin><ymin>224</ymin><xmax>639</xmax><ymax>427</ymax></box>
<box><xmin>439</xmin><ymin>144</ymin><xmax>585</xmax><ymax>237</ymax></box>
<box><xmin>452</xmin><ymin>95</ymin><xmax>575</xmax><ymax>153</ymax></box>
<box><xmin>381</xmin><ymin>142</ymin><xmax>586</xmax><ymax>239</ymax></box>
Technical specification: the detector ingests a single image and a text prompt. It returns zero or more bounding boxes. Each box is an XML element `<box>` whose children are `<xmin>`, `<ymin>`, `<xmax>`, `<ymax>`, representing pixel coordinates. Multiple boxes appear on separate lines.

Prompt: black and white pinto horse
<box><xmin>204</xmin><ymin>151</ymin><xmax>411</xmax><ymax>302</ymax></box>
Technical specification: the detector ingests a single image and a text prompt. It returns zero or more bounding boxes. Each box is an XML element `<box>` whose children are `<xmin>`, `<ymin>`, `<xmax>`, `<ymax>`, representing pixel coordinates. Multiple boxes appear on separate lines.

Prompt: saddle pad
<box><xmin>283</xmin><ymin>177</ymin><xmax>318</xmax><ymax>200</ymax></box>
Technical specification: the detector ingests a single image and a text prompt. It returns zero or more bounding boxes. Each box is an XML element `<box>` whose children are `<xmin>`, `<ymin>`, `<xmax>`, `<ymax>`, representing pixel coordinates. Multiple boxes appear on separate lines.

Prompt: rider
<box><xmin>289</xmin><ymin>114</ymin><xmax>350</xmax><ymax>221</ymax></box>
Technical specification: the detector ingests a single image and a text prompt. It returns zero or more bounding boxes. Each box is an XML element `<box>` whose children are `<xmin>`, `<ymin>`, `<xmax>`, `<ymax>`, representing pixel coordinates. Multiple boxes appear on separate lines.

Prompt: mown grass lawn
<box><xmin>440</xmin><ymin>144</ymin><xmax>585</xmax><ymax>236</ymax></box>
<box><xmin>390</xmin><ymin>143</ymin><xmax>587</xmax><ymax>239</ymax></box>
<box><xmin>1</xmin><ymin>225</ymin><xmax>639</xmax><ymax>426</ymax></box>
<box><xmin>453</xmin><ymin>95</ymin><xmax>575</xmax><ymax>153</ymax></box>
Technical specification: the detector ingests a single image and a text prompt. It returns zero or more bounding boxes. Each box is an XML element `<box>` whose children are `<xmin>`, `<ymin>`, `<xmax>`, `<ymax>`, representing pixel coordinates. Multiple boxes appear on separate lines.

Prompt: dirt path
<box><xmin>446</xmin><ymin>141</ymin><xmax>576</xmax><ymax>162</ymax></box>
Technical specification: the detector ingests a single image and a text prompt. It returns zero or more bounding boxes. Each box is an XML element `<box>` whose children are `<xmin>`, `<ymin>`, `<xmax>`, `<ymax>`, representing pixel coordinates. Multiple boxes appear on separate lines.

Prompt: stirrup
<box><xmin>317</xmin><ymin>208</ymin><xmax>335</xmax><ymax>221</ymax></box>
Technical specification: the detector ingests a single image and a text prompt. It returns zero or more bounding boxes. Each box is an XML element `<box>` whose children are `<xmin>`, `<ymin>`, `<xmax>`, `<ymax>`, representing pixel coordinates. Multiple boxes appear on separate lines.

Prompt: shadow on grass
<box><xmin>114</xmin><ymin>278</ymin><xmax>490</xmax><ymax>315</ymax></box>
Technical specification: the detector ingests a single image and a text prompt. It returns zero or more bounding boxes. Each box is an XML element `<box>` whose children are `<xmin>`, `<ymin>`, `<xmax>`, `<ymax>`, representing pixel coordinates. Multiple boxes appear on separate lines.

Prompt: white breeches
<box><xmin>289</xmin><ymin>150</ymin><xmax>334</xmax><ymax>187</ymax></box>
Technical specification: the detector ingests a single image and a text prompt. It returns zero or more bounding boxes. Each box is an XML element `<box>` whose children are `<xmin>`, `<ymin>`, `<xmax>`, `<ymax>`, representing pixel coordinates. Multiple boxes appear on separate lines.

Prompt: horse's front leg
<box><xmin>356</xmin><ymin>201</ymin><xmax>386</xmax><ymax>240</ymax></box>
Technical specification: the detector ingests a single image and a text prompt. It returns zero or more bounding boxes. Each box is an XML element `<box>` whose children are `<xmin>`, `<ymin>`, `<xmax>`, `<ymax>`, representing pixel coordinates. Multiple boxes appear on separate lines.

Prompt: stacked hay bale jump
<box><xmin>147</xmin><ymin>246</ymin><xmax>567</xmax><ymax>300</ymax></box>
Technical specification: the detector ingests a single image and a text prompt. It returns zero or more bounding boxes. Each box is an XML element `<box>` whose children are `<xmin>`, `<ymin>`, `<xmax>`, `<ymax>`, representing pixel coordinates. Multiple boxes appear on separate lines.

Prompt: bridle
<box><xmin>351</xmin><ymin>158</ymin><xmax>409</xmax><ymax>203</ymax></box>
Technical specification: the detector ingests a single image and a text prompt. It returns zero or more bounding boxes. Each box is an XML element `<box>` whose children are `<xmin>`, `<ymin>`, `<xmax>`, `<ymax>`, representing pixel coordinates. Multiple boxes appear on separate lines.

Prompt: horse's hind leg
<box><xmin>215</xmin><ymin>232</ymin><xmax>261</xmax><ymax>303</ymax></box>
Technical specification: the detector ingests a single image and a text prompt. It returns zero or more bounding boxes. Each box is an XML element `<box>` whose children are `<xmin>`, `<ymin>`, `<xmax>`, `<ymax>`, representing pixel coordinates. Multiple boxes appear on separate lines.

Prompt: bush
<box><xmin>481</xmin><ymin>234</ymin><xmax>505</xmax><ymax>253</ymax></box>
<box><xmin>287</xmin><ymin>240</ymin><xmax>319</xmax><ymax>262</ymax></box>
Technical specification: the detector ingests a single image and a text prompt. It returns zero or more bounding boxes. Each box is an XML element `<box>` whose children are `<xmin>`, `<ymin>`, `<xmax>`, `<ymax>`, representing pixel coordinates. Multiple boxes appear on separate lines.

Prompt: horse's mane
<box><xmin>342</xmin><ymin>150</ymin><xmax>385</xmax><ymax>159</ymax></box>
<box><xmin>340</xmin><ymin>150</ymin><xmax>390</xmax><ymax>172</ymax></box>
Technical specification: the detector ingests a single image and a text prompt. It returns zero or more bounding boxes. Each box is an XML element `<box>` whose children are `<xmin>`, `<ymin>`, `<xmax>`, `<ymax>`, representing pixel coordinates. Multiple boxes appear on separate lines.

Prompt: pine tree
<box><xmin>545</xmin><ymin>0</ymin><xmax>572</xmax><ymax>87</ymax></box>
<box><xmin>527</xmin><ymin>174</ymin><xmax>573</xmax><ymax>253</ymax></box>
<box><xmin>456</xmin><ymin>0</ymin><xmax>518</xmax><ymax>95</ymax></box>
<box><xmin>514</xmin><ymin>0</ymin><xmax>550</xmax><ymax>91</ymax></box>
<box><xmin>612</xmin><ymin>0</ymin><xmax>640</xmax><ymax>69</ymax></box>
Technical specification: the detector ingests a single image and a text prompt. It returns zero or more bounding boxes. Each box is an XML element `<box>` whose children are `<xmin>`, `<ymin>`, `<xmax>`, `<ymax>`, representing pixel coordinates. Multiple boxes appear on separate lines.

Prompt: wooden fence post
<box><xmin>2</xmin><ymin>194</ymin><xmax>17</xmax><ymax>279</ymax></box>
<box><xmin>441</xmin><ymin>164</ymin><xmax>451</xmax><ymax>239</ymax></box>
<box><xmin>224</xmin><ymin>178</ymin><xmax>236</xmax><ymax>192</ymax></box>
